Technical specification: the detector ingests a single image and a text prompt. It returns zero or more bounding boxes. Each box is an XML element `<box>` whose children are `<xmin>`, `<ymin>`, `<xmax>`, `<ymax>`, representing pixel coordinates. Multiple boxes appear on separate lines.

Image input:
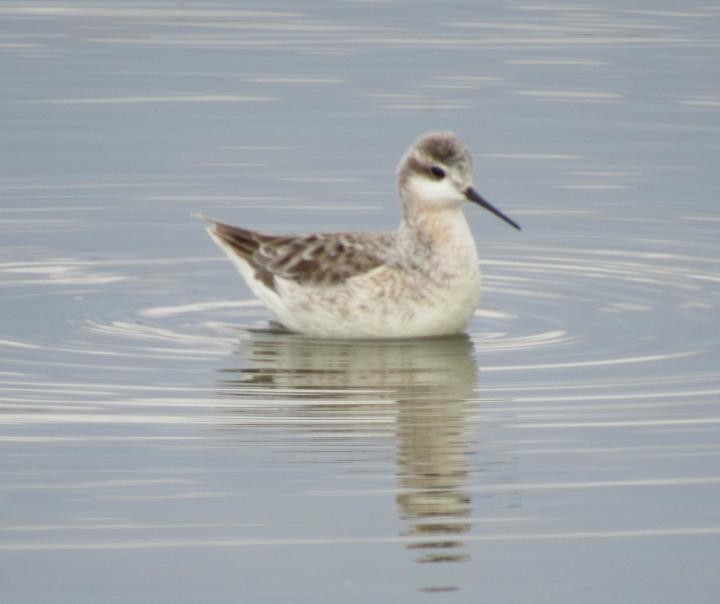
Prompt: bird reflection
<box><xmin>397</xmin><ymin>395</ymin><xmax>474</xmax><ymax>564</ymax></box>
<box><xmin>218</xmin><ymin>330</ymin><xmax>478</xmax><ymax>569</ymax></box>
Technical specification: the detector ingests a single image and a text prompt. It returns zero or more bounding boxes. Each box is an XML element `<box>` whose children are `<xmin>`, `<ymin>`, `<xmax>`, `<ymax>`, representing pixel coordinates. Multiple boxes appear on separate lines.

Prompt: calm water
<box><xmin>2</xmin><ymin>1</ymin><xmax>720</xmax><ymax>602</ymax></box>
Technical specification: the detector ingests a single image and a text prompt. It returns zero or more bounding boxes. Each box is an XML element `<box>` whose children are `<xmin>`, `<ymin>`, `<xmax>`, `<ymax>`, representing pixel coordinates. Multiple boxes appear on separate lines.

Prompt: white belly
<box><xmin>272</xmin><ymin>266</ymin><xmax>482</xmax><ymax>339</ymax></box>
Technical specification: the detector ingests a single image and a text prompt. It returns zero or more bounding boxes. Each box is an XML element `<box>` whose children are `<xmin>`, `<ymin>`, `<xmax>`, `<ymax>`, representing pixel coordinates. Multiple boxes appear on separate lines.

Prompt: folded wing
<box><xmin>208</xmin><ymin>219</ymin><xmax>390</xmax><ymax>291</ymax></box>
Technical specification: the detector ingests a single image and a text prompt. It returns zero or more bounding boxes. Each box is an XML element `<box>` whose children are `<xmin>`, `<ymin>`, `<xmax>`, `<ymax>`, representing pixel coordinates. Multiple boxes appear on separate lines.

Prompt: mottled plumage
<box><xmin>209</xmin><ymin>222</ymin><xmax>394</xmax><ymax>290</ymax></box>
<box><xmin>203</xmin><ymin>132</ymin><xmax>520</xmax><ymax>339</ymax></box>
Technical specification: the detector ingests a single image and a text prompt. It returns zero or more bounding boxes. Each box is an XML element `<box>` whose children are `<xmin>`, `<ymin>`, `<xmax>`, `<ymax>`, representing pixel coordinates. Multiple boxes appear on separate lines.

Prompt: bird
<box><xmin>202</xmin><ymin>132</ymin><xmax>520</xmax><ymax>339</ymax></box>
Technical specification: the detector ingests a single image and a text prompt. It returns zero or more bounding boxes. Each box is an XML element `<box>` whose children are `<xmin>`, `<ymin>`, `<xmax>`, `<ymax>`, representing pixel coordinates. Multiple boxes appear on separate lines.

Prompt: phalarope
<box><xmin>203</xmin><ymin>132</ymin><xmax>520</xmax><ymax>339</ymax></box>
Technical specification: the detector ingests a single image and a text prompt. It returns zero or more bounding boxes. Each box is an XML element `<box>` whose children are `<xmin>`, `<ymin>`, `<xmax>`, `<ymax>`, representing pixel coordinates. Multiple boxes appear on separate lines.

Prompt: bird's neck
<box><xmin>398</xmin><ymin>205</ymin><xmax>479</xmax><ymax>272</ymax></box>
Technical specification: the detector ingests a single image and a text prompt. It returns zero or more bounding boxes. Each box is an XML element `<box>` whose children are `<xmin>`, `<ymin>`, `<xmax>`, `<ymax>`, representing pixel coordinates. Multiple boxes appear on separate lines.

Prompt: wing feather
<box><xmin>207</xmin><ymin>219</ymin><xmax>391</xmax><ymax>291</ymax></box>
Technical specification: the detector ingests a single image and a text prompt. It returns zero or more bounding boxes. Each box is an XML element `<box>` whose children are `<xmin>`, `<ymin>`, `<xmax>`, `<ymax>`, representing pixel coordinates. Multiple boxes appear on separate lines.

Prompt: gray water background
<box><xmin>1</xmin><ymin>1</ymin><xmax>720</xmax><ymax>602</ymax></box>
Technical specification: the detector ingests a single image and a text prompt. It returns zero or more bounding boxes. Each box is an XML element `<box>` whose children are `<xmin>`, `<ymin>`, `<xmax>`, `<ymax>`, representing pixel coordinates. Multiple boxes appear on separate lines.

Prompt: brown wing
<box><xmin>208</xmin><ymin>220</ymin><xmax>390</xmax><ymax>291</ymax></box>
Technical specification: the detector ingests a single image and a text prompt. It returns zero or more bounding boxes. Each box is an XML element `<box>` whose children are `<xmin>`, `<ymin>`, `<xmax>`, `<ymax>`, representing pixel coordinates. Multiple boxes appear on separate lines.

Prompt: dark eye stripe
<box><xmin>429</xmin><ymin>166</ymin><xmax>446</xmax><ymax>179</ymax></box>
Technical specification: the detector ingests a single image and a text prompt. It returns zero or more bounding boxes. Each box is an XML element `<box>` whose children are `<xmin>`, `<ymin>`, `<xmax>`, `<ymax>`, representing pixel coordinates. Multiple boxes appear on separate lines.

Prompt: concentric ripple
<box><xmin>2</xmin><ymin>227</ymin><xmax>717</xmax><ymax>383</ymax></box>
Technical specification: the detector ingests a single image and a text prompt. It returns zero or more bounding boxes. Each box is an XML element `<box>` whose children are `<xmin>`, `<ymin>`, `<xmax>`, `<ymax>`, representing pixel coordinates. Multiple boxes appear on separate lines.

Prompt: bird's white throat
<box><xmin>402</xmin><ymin>173</ymin><xmax>467</xmax><ymax>210</ymax></box>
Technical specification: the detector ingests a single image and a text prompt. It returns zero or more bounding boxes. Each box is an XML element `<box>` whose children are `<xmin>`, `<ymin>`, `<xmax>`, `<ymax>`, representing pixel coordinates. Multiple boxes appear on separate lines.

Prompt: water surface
<box><xmin>1</xmin><ymin>1</ymin><xmax>720</xmax><ymax>602</ymax></box>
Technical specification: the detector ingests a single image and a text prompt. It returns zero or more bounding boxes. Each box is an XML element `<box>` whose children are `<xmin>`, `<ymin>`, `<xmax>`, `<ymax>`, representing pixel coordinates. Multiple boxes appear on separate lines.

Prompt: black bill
<box><xmin>465</xmin><ymin>187</ymin><xmax>521</xmax><ymax>231</ymax></box>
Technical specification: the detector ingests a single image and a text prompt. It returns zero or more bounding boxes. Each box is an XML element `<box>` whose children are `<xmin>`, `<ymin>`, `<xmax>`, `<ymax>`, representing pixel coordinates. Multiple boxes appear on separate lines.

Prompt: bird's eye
<box><xmin>429</xmin><ymin>166</ymin><xmax>446</xmax><ymax>179</ymax></box>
